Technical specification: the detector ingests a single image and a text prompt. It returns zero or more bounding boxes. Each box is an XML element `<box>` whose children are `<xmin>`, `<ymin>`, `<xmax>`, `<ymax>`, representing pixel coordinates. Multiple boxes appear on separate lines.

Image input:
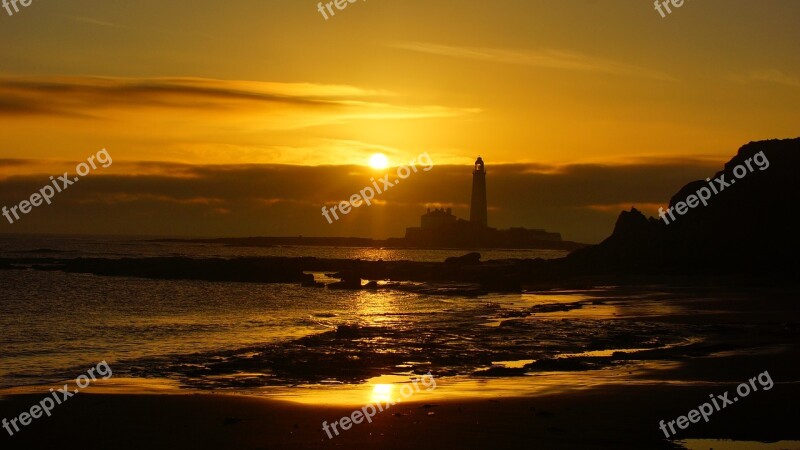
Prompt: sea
<box><xmin>0</xmin><ymin>235</ymin><xmax>692</xmax><ymax>402</ymax></box>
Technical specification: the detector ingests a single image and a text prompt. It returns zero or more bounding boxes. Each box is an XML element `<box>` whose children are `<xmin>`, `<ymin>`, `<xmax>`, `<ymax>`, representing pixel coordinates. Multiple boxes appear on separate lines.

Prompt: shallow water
<box><xmin>0</xmin><ymin>263</ymin><xmax>694</xmax><ymax>393</ymax></box>
<box><xmin>1</xmin><ymin>235</ymin><xmax>699</xmax><ymax>401</ymax></box>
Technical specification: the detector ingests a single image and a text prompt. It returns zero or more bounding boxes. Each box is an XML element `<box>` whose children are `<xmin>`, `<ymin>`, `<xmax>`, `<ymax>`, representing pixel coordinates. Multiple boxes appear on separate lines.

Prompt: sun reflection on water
<box><xmin>370</xmin><ymin>383</ymin><xmax>395</xmax><ymax>404</ymax></box>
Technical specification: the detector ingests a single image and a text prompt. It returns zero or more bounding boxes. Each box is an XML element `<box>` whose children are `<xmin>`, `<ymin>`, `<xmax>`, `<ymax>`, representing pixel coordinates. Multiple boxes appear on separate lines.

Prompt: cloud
<box><xmin>0</xmin><ymin>76</ymin><xmax>482</xmax><ymax>167</ymax></box>
<box><xmin>0</xmin><ymin>76</ymin><xmax>478</xmax><ymax>127</ymax></box>
<box><xmin>73</xmin><ymin>193</ymin><xmax>227</xmax><ymax>206</ymax></box>
<box><xmin>730</xmin><ymin>69</ymin><xmax>800</xmax><ymax>88</ymax></box>
<box><xmin>68</xmin><ymin>16</ymin><xmax>134</xmax><ymax>30</ymax></box>
<box><xmin>0</xmin><ymin>157</ymin><xmax>722</xmax><ymax>243</ymax></box>
<box><xmin>0</xmin><ymin>159</ymin><xmax>37</xmax><ymax>167</ymax></box>
<box><xmin>390</xmin><ymin>42</ymin><xmax>676</xmax><ymax>81</ymax></box>
<box><xmin>582</xmin><ymin>202</ymin><xmax>665</xmax><ymax>215</ymax></box>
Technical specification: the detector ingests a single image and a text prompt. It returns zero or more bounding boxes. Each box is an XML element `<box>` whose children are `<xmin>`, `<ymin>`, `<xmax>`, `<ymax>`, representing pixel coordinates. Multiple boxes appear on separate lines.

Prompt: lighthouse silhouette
<box><xmin>469</xmin><ymin>156</ymin><xmax>488</xmax><ymax>227</ymax></box>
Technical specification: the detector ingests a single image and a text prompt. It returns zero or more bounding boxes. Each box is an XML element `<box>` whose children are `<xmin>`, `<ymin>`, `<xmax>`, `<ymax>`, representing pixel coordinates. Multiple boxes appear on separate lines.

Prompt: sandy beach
<box><xmin>2</xmin><ymin>286</ymin><xmax>798</xmax><ymax>450</ymax></box>
<box><xmin>1</xmin><ymin>381</ymin><xmax>798</xmax><ymax>449</ymax></box>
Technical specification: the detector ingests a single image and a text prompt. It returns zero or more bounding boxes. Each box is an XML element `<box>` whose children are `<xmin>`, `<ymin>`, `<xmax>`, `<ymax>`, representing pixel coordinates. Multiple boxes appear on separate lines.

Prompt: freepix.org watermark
<box><xmin>658</xmin><ymin>151</ymin><xmax>769</xmax><ymax>225</ymax></box>
<box><xmin>321</xmin><ymin>152</ymin><xmax>433</xmax><ymax>224</ymax></box>
<box><xmin>654</xmin><ymin>0</ymin><xmax>688</xmax><ymax>18</ymax></box>
<box><xmin>2</xmin><ymin>0</ymin><xmax>34</xmax><ymax>17</ymax></box>
<box><xmin>2</xmin><ymin>148</ymin><xmax>112</xmax><ymax>225</ymax></box>
<box><xmin>2</xmin><ymin>361</ymin><xmax>113</xmax><ymax>437</ymax></box>
<box><xmin>658</xmin><ymin>370</ymin><xmax>774</xmax><ymax>438</ymax></box>
<box><xmin>316</xmin><ymin>0</ymin><xmax>366</xmax><ymax>21</ymax></box>
<box><xmin>322</xmin><ymin>370</ymin><xmax>437</xmax><ymax>439</ymax></box>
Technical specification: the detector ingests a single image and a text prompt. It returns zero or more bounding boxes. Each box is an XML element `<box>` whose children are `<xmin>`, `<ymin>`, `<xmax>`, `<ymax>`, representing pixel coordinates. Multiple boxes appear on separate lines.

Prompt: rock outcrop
<box><xmin>563</xmin><ymin>138</ymin><xmax>800</xmax><ymax>276</ymax></box>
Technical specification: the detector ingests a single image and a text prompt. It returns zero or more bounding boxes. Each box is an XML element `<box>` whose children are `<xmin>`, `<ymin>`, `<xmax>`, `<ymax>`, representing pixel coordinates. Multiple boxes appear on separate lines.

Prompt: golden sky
<box><xmin>1</xmin><ymin>0</ymin><xmax>798</xmax><ymax>242</ymax></box>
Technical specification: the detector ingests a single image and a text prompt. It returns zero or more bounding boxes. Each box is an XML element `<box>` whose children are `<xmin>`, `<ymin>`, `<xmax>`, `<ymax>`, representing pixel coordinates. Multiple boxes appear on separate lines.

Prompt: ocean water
<box><xmin>0</xmin><ymin>235</ymin><xmax>569</xmax><ymax>261</ymax></box>
<box><xmin>0</xmin><ymin>236</ymin><xmax>690</xmax><ymax>395</ymax></box>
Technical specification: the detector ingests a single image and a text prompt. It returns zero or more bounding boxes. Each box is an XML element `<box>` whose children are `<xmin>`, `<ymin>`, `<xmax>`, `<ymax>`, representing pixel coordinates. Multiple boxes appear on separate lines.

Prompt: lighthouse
<box><xmin>469</xmin><ymin>156</ymin><xmax>488</xmax><ymax>227</ymax></box>
<box><xmin>405</xmin><ymin>154</ymin><xmax>569</xmax><ymax>249</ymax></box>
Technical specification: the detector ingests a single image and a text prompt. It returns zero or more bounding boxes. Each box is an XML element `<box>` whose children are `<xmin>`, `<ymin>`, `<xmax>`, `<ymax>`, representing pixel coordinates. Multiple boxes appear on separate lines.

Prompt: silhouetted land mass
<box><xmin>560</xmin><ymin>137</ymin><xmax>799</xmax><ymax>277</ymax></box>
<box><xmin>3</xmin><ymin>138</ymin><xmax>797</xmax><ymax>290</ymax></box>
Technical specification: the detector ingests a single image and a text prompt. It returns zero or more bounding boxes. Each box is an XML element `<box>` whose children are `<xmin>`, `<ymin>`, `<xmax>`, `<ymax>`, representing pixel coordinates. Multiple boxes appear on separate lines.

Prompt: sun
<box><xmin>369</xmin><ymin>153</ymin><xmax>389</xmax><ymax>170</ymax></box>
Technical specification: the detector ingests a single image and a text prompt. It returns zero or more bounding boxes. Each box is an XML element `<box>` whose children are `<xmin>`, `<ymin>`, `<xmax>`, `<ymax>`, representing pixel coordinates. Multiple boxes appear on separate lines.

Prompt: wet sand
<box><xmin>1</xmin><ymin>286</ymin><xmax>798</xmax><ymax>449</ymax></box>
<box><xmin>0</xmin><ymin>380</ymin><xmax>797</xmax><ymax>450</ymax></box>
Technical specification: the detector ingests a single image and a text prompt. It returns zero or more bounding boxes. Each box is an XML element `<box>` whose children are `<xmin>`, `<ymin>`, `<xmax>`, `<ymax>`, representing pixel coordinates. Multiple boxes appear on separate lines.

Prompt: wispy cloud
<box><xmin>69</xmin><ymin>16</ymin><xmax>134</xmax><ymax>30</ymax></box>
<box><xmin>389</xmin><ymin>42</ymin><xmax>676</xmax><ymax>81</ymax></box>
<box><xmin>730</xmin><ymin>69</ymin><xmax>800</xmax><ymax>88</ymax></box>
<box><xmin>0</xmin><ymin>76</ymin><xmax>478</xmax><ymax>127</ymax></box>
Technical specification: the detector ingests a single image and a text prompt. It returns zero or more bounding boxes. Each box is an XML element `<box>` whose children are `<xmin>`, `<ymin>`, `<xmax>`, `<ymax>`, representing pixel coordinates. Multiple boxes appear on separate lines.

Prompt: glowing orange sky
<box><xmin>0</xmin><ymin>1</ymin><xmax>798</xmax><ymax>241</ymax></box>
<box><xmin>1</xmin><ymin>0</ymin><xmax>799</xmax><ymax>168</ymax></box>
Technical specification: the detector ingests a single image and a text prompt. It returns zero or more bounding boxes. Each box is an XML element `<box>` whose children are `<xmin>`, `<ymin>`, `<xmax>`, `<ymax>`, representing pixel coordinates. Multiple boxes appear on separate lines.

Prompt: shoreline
<box><xmin>3</xmin><ymin>333</ymin><xmax>799</xmax><ymax>449</ymax></box>
<box><xmin>2</xmin><ymin>381</ymin><xmax>798</xmax><ymax>449</ymax></box>
<box><xmin>3</xmin><ymin>284</ymin><xmax>798</xmax><ymax>394</ymax></box>
<box><xmin>2</xmin><ymin>280</ymin><xmax>798</xmax><ymax>448</ymax></box>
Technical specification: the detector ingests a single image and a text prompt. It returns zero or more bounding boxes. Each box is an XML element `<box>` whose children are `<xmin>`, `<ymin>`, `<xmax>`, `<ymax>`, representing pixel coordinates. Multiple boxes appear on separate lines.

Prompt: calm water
<box><xmin>0</xmin><ymin>235</ymin><xmax>689</xmax><ymax>394</ymax></box>
<box><xmin>0</xmin><ymin>235</ymin><xmax>568</xmax><ymax>261</ymax></box>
